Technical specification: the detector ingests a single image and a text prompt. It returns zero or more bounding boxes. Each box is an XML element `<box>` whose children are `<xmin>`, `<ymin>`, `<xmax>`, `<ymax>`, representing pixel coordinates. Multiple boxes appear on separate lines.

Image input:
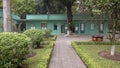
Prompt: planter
<box><xmin>92</xmin><ymin>36</ymin><xmax>97</xmax><ymax>41</ymax></box>
<box><xmin>92</xmin><ymin>36</ymin><xmax>103</xmax><ymax>41</ymax></box>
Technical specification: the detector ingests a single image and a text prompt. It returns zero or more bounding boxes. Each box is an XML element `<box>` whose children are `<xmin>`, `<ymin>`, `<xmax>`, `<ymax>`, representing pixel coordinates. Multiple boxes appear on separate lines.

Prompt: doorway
<box><xmin>71</xmin><ymin>26</ymin><xmax>75</xmax><ymax>33</ymax></box>
<box><xmin>61</xmin><ymin>24</ymin><xmax>65</xmax><ymax>33</ymax></box>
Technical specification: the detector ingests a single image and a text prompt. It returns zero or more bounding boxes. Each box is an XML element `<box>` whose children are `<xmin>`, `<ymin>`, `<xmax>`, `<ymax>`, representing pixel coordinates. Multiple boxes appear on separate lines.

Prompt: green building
<box><xmin>0</xmin><ymin>8</ymin><xmax>108</xmax><ymax>35</ymax></box>
<box><xmin>26</xmin><ymin>14</ymin><xmax>108</xmax><ymax>35</ymax></box>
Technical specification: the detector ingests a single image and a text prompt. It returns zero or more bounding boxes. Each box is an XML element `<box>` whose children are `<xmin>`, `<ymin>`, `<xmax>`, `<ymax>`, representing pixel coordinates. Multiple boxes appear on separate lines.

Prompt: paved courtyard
<box><xmin>49</xmin><ymin>35</ymin><xmax>88</xmax><ymax>68</ymax></box>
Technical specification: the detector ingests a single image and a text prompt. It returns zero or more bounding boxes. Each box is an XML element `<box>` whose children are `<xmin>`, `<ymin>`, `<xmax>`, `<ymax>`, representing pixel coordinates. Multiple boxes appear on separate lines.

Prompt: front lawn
<box><xmin>72</xmin><ymin>42</ymin><xmax>120</xmax><ymax>68</ymax></box>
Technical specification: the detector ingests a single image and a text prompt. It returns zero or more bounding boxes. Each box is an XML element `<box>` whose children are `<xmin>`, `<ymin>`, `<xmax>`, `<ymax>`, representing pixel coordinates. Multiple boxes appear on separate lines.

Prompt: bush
<box><xmin>0</xmin><ymin>32</ymin><xmax>30</xmax><ymax>68</ymax></box>
<box><xmin>24</xmin><ymin>29</ymin><xmax>45</xmax><ymax>48</ymax></box>
<box><xmin>43</xmin><ymin>29</ymin><xmax>52</xmax><ymax>38</ymax></box>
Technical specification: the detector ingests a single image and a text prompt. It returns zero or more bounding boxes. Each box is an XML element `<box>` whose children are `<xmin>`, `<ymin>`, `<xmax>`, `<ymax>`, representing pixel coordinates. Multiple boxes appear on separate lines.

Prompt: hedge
<box><xmin>0</xmin><ymin>32</ymin><xmax>30</xmax><ymax>68</ymax></box>
<box><xmin>42</xmin><ymin>29</ymin><xmax>52</xmax><ymax>38</ymax></box>
<box><xmin>72</xmin><ymin>42</ymin><xmax>102</xmax><ymax>68</ymax></box>
<box><xmin>74</xmin><ymin>41</ymin><xmax>120</xmax><ymax>45</ymax></box>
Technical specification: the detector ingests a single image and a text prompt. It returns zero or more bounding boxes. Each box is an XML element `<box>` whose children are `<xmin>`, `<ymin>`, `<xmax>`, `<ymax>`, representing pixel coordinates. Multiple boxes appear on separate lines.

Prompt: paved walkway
<box><xmin>49</xmin><ymin>35</ymin><xmax>87</xmax><ymax>68</ymax></box>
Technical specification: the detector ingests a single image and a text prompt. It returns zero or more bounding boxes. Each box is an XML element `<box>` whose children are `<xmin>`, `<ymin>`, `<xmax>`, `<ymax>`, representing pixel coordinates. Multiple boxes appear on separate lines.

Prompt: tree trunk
<box><xmin>111</xmin><ymin>45</ymin><xmax>115</xmax><ymax>56</ymax></box>
<box><xmin>110</xmin><ymin>2</ymin><xmax>118</xmax><ymax>56</ymax></box>
<box><xmin>3</xmin><ymin>0</ymin><xmax>12</xmax><ymax>32</ymax></box>
<box><xmin>111</xmin><ymin>20</ymin><xmax>116</xmax><ymax>44</ymax></box>
<box><xmin>67</xmin><ymin>4</ymin><xmax>73</xmax><ymax>35</ymax></box>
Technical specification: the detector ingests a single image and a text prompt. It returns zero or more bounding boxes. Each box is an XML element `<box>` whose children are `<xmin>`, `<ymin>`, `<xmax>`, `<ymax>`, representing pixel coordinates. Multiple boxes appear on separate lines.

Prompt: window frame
<box><xmin>53</xmin><ymin>24</ymin><xmax>57</xmax><ymax>30</ymax></box>
<box><xmin>31</xmin><ymin>24</ymin><xmax>35</xmax><ymax>29</ymax></box>
<box><xmin>80</xmin><ymin>23</ymin><xmax>85</xmax><ymax>33</ymax></box>
<box><xmin>100</xmin><ymin>23</ymin><xmax>104</xmax><ymax>33</ymax></box>
<box><xmin>90</xmin><ymin>23</ymin><xmax>94</xmax><ymax>30</ymax></box>
<box><xmin>41</xmin><ymin>23</ymin><xmax>47</xmax><ymax>30</ymax></box>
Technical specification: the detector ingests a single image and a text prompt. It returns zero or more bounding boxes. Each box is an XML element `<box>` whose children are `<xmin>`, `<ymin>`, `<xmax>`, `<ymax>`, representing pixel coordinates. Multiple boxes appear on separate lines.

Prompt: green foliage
<box><xmin>43</xmin><ymin>35</ymin><xmax>57</xmax><ymax>42</ymax></box>
<box><xmin>54</xmin><ymin>0</ymin><xmax>76</xmax><ymax>5</ymax></box>
<box><xmin>85</xmin><ymin>0</ymin><xmax>120</xmax><ymax>17</ymax></box>
<box><xmin>24</xmin><ymin>41</ymin><xmax>54</xmax><ymax>68</ymax></box>
<box><xmin>43</xmin><ymin>29</ymin><xmax>52</xmax><ymax>38</ymax></box>
<box><xmin>49</xmin><ymin>35</ymin><xmax>57</xmax><ymax>41</ymax></box>
<box><xmin>116</xmin><ymin>22</ymin><xmax>120</xmax><ymax>31</ymax></box>
<box><xmin>0</xmin><ymin>32</ymin><xmax>30</xmax><ymax>68</ymax></box>
<box><xmin>12</xmin><ymin>0</ymin><xmax>35</xmax><ymax>18</ymax></box>
<box><xmin>74</xmin><ymin>41</ymin><xmax>120</xmax><ymax>45</ymax></box>
<box><xmin>72</xmin><ymin>42</ymin><xmax>120</xmax><ymax>68</ymax></box>
<box><xmin>24</xmin><ymin>29</ymin><xmax>44</xmax><ymax>48</ymax></box>
<box><xmin>85</xmin><ymin>0</ymin><xmax>120</xmax><ymax>44</ymax></box>
<box><xmin>72</xmin><ymin>42</ymin><xmax>101</xmax><ymax>68</ymax></box>
<box><xmin>0</xmin><ymin>0</ymin><xmax>2</xmax><ymax>8</ymax></box>
<box><xmin>35</xmin><ymin>0</ymin><xmax>65</xmax><ymax>14</ymax></box>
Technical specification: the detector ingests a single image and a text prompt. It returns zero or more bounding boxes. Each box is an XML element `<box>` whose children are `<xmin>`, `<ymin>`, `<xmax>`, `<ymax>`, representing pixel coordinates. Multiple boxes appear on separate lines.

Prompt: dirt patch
<box><xmin>26</xmin><ymin>52</ymin><xmax>36</xmax><ymax>58</ymax></box>
<box><xmin>99</xmin><ymin>51</ymin><xmax>120</xmax><ymax>61</ymax></box>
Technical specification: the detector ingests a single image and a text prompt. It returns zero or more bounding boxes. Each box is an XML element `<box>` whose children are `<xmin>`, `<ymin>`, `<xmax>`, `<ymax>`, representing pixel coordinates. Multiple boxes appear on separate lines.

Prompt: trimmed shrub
<box><xmin>24</xmin><ymin>29</ymin><xmax>44</xmax><ymax>48</ymax></box>
<box><xmin>0</xmin><ymin>32</ymin><xmax>30</xmax><ymax>68</ymax></box>
<box><xmin>72</xmin><ymin>42</ymin><xmax>102</xmax><ymax>68</ymax></box>
<box><xmin>43</xmin><ymin>29</ymin><xmax>52</xmax><ymax>38</ymax></box>
<box><xmin>75</xmin><ymin>41</ymin><xmax>120</xmax><ymax>45</ymax></box>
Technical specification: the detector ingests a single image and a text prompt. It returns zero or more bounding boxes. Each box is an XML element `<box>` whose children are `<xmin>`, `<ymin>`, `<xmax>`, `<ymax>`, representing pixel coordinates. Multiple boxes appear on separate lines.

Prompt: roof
<box><xmin>26</xmin><ymin>14</ymin><xmax>109</xmax><ymax>21</ymax></box>
<box><xmin>27</xmin><ymin>14</ymin><xmax>67</xmax><ymax>21</ymax></box>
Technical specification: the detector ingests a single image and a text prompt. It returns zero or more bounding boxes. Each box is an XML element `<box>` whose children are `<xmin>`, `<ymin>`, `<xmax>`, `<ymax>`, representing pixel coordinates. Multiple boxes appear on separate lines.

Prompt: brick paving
<box><xmin>49</xmin><ymin>35</ymin><xmax>87</xmax><ymax>68</ymax></box>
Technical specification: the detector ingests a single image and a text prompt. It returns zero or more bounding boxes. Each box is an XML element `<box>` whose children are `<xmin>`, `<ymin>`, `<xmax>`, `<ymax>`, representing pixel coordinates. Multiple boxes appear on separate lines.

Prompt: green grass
<box><xmin>23</xmin><ymin>36</ymin><xmax>56</xmax><ymax>68</ymax></box>
<box><xmin>72</xmin><ymin>42</ymin><xmax>120</xmax><ymax>68</ymax></box>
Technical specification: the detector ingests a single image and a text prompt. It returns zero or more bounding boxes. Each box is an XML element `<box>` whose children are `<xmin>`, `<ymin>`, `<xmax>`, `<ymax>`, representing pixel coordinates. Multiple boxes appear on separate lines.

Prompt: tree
<box><xmin>85</xmin><ymin>0</ymin><xmax>120</xmax><ymax>56</ymax></box>
<box><xmin>11</xmin><ymin>0</ymin><xmax>35</xmax><ymax>19</ymax></box>
<box><xmin>3</xmin><ymin>0</ymin><xmax>12</xmax><ymax>32</ymax></box>
<box><xmin>35</xmin><ymin>0</ymin><xmax>65</xmax><ymax>14</ymax></box>
<box><xmin>11</xmin><ymin>0</ymin><xmax>35</xmax><ymax>32</ymax></box>
<box><xmin>54</xmin><ymin>0</ymin><xmax>76</xmax><ymax>35</ymax></box>
<box><xmin>75</xmin><ymin>0</ymin><xmax>88</xmax><ymax>13</ymax></box>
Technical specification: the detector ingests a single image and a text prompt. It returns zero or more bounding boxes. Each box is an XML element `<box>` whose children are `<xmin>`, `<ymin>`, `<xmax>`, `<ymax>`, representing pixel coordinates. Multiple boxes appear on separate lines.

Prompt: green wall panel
<box><xmin>26</xmin><ymin>14</ymin><xmax>109</xmax><ymax>35</ymax></box>
<box><xmin>26</xmin><ymin>20</ymin><xmax>108</xmax><ymax>35</ymax></box>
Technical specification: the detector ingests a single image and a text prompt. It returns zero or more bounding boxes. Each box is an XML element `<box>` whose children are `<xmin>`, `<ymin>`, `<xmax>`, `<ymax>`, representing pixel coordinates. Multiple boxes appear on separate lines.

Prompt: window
<box><xmin>31</xmin><ymin>24</ymin><xmax>35</xmax><ymax>29</ymax></box>
<box><xmin>41</xmin><ymin>23</ymin><xmax>47</xmax><ymax>29</ymax></box>
<box><xmin>54</xmin><ymin>24</ymin><xmax>57</xmax><ymax>30</ymax></box>
<box><xmin>80</xmin><ymin>23</ymin><xmax>85</xmax><ymax>33</ymax></box>
<box><xmin>81</xmin><ymin>23</ymin><xmax>84</xmax><ymax>31</ymax></box>
<box><xmin>100</xmin><ymin>23</ymin><xmax>103</xmax><ymax>31</ymax></box>
<box><xmin>75</xmin><ymin>27</ymin><xmax>78</xmax><ymax>31</ymax></box>
<box><xmin>91</xmin><ymin>23</ymin><xmax>94</xmax><ymax>30</ymax></box>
